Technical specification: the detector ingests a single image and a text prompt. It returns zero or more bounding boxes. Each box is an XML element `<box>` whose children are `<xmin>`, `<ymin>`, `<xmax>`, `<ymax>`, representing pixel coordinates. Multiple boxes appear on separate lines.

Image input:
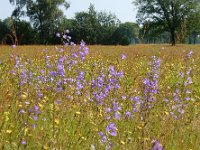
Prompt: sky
<box><xmin>0</xmin><ymin>0</ymin><xmax>137</xmax><ymax>23</ymax></box>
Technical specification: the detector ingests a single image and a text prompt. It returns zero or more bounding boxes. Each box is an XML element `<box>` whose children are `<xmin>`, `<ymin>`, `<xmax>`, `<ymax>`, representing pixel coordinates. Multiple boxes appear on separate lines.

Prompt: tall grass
<box><xmin>0</xmin><ymin>41</ymin><xmax>200</xmax><ymax>149</ymax></box>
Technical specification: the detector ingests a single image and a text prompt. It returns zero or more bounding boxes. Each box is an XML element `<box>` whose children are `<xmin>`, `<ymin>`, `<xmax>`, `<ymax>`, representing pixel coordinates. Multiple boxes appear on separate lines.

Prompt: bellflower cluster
<box><xmin>99</xmin><ymin>122</ymin><xmax>117</xmax><ymax>150</ymax></box>
<box><xmin>67</xmin><ymin>40</ymin><xmax>89</xmax><ymax>69</ymax></box>
<box><xmin>99</xmin><ymin>132</ymin><xmax>113</xmax><ymax>150</ymax></box>
<box><xmin>95</xmin><ymin>65</ymin><xmax>124</xmax><ymax>149</ymax></box>
<box><xmin>121</xmin><ymin>54</ymin><xmax>126</xmax><ymax>60</ymax></box>
<box><xmin>12</xmin><ymin>56</ymin><xmax>29</xmax><ymax>87</ymax></box>
<box><xmin>106</xmin><ymin>122</ymin><xmax>117</xmax><ymax>136</ymax></box>
<box><xmin>131</xmin><ymin>96</ymin><xmax>141</xmax><ymax>113</ymax></box>
<box><xmin>75</xmin><ymin>71</ymin><xmax>85</xmax><ymax>95</ymax></box>
<box><xmin>112</xmin><ymin>102</ymin><xmax>121</xmax><ymax>120</ymax></box>
<box><xmin>11</xmin><ymin>56</ymin><xmax>36</xmax><ymax>145</ymax></box>
<box><xmin>142</xmin><ymin>56</ymin><xmax>161</xmax><ymax>110</ymax></box>
<box><xmin>105</xmin><ymin>101</ymin><xmax>122</xmax><ymax>120</ymax></box>
<box><xmin>37</xmin><ymin>69</ymin><xmax>46</xmax><ymax>85</ymax></box>
<box><xmin>79</xmin><ymin>40</ymin><xmax>89</xmax><ymax>61</ymax></box>
<box><xmin>45</xmin><ymin>55</ymin><xmax>52</xmax><ymax>69</ymax></box>
<box><xmin>91</xmin><ymin>66</ymin><xmax>123</xmax><ymax>105</ymax></box>
<box><xmin>56</xmin><ymin>30</ymin><xmax>71</xmax><ymax>46</ymax></box>
<box><xmin>57</xmin><ymin>56</ymin><xmax>65</xmax><ymax>77</ymax></box>
<box><xmin>99</xmin><ymin>131</ymin><xmax>107</xmax><ymax>143</ymax></box>
<box><xmin>29</xmin><ymin>105</ymin><xmax>40</xmax><ymax>129</ymax></box>
<box><xmin>151</xmin><ymin>140</ymin><xmax>163</xmax><ymax>150</ymax></box>
<box><xmin>168</xmin><ymin>51</ymin><xmax>193</xmax><ymax>119</ymax></box>
<box><xmin>53</xmin><ymin>56</ymin><xmax>66</xmax><ymax>93</ymax></box>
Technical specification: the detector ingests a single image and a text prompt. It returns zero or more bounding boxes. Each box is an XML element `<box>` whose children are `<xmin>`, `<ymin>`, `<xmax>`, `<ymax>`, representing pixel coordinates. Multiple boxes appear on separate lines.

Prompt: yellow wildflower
<box><xmin>6</xmin><ymin>130</ymin><xmax>12</xmax><ymax>134</ymax></box>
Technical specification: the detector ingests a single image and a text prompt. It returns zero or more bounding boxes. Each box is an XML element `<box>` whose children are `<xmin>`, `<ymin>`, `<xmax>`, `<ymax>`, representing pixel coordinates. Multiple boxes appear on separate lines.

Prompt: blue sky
<box><xmin>0</xmin><ymin>0</ymin><xmax>137</xmax><ymax>23</ymax></box>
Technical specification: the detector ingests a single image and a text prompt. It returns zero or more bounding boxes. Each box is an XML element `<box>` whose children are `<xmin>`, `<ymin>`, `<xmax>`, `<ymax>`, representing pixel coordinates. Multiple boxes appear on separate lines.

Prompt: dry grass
<box><xmin>0</xmin><ymin>44</ymin><xmax>199</xmax><ymax>149</ymax></box>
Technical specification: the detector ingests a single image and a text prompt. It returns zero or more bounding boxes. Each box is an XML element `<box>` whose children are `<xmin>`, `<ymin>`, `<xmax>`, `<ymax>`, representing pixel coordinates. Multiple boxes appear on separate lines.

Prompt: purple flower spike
<box><xmin>151</xmin><ymin>140</ymin><xmax>163</xmax><ymax>150</ymax></box>
<box><xmin>12</xmin><ymin>45</ymin><xmax>17</xmax><ymax>48</ymax></box>
<box><xmin>21</xmin><ymin>140</ymin><xmax>27</xmax><ymax>145</ymax></box>
<box><xmin>19</xmin><ymin>109</ymin><xmax>25</xmax><ymax>114</ymax></box>
<box><xmin>121</xmin><ymin>54</ymin><xmax>126</xmax><ymax>60</ymax></box>
<box><xmin>125</xmin><ymin>111</ymin><xmax>131</xmax><ymax>118</ymax></box>
<box><xmin>32</xmin><ymin>116</ymin><xmax>38</xmax><ymax>121</ymax></box>
<box><xmin>106</xmin><ymin>122</ymin><xmax>117</xmax><ymax>136</ymax></box>
<box><xmin>114</xmin><ymin>112</ymin><xmax>121</xmax><ymax>120</ymax></box>
<box><xmin>55</xmin><ymin>99</ymin><xmax>62</xmax><ymax>105</ymax></box>
<box><xmin>99</xmin><ymin>132</ymin><xmax>107</xmax><ymax>143</ymax></box>
<box><xmin>186</xmin><ymin>50</ymin><xmax>193</xmax><ymax>58</ymax></box>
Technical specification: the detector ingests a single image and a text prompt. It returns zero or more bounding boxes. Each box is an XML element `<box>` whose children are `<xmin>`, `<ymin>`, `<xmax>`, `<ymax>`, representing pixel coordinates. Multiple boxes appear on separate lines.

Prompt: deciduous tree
<box><xmin>26</xmin><ymin>0</ymin><xmax>70</xmax><ymax>44</ymax></box>
<box><xmin>134</xmin><ymin>0</ymin><xmax>200</xmax><ymax>45</ymax></box>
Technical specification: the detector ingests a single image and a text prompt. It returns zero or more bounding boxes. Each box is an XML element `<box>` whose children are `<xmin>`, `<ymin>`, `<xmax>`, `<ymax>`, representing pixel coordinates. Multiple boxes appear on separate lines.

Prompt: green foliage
<box><xmin>186</xmin><ymin>8</ymin><xmax>200</xmax><ymax>44</ymax></box>
<box><xmin>26</xmin><ymin>0</ymin><xmax>70</xmax><ymax>44</ymax></box>
<box><xmin>0</xmin><ymin>20</ymin><xmax>10</xmax><ymax>44</ymax></box>
<box><xmin>54</xmin><ymin>4</ymin><xmax>123</xmax><ymax>45</ymax></box>
<box><xmin>134</xmin><ymin>0</ymin><xmax>200</xmax><ymax>45</ymax></box>
<box><xmin>16</xmin><ymin>20</ymin><xmax>39</xmax><ymax>44</ymax></box>
<box><xmin>9</xmin><ymin>0</ymin><xmax>27</xmax><ymax>19</ymax></box>
<box><xmin>97</xmin><ymin>11</ymin><xmax>120</xmax><ymax>45</ymax></box>
<box><xmin>75</xmin><ymin>10</ymin><xmax>98</xmax><ymax>44</ymax></box>
<box><xmin>73</xmin><ymin>4</ymin><xmax>120</xmax><ymax>45</ymax></box>
<box><xmin>6</xmin><ymin>0</ymin><xmax>200</xmax><ymax>45</ymax></box>
<box><xmin>0</xmin><ymin>18</ymin><xmax>38</xmax><ymax>45</ymax></box>
<box><xmin>112</xmin><ymin>22</ymin><xmax>139</xmax><ymax>45</ymax></box>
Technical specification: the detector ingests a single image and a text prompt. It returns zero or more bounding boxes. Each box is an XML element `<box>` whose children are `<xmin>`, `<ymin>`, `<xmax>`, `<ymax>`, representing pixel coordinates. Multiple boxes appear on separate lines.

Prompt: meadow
<box><xmin>0</xmin><ymin>40</ymin><xmax>200</xmax><ymax>149</ymax></box>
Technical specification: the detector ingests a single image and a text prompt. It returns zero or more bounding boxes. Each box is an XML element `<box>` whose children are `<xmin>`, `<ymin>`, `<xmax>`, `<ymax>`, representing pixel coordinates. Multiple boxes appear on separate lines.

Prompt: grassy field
<box><xmin>0</xmin><ymin>44</ymin><xmax>200</xmax><ymax>150</ymax></box>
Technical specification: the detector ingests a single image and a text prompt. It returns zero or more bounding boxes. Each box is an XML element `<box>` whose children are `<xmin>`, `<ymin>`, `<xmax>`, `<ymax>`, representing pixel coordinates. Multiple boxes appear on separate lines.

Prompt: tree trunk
<box><xmin>189</xmin><ymin>36</ymin><xmax>192</xmax><ymax>44</ymax></box>
<box><xmin>193</xmin><ymin>33</ymin><xmax>197</xmax><ymax>44</ymax></box>
<box><xmin>171</xmin><ymin>29</ymin><xmax>176</xmax><ymax>46</ymax></box>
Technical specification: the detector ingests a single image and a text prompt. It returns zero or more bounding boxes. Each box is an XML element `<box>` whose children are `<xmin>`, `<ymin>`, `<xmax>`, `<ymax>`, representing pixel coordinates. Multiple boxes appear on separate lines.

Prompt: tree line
<box><xmin>1</xmin><ymin>0</ymin><xmax>200</xmax><ymax>46</ymax></box>
<box><xmin>134</xmin><ymin>0</ymin><xmax>200</xmax><ymax>45</ymax></box>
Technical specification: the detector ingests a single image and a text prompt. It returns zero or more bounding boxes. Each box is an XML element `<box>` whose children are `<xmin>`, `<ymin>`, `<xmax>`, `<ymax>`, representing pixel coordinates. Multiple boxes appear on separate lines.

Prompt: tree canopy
<box><xmin>26</xmin><ymin>0</ymin><xmax>69</xmax><ymax>44</ymax></box>
<box><xmin>134</xmin><ymin>0</ymin><xmax>200</xmax><ymax>45</ymax></box>
<box><xmin>2</xmin><ymin>1</ymin><xmax>200</xmax><ymax>45</ymax></box>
